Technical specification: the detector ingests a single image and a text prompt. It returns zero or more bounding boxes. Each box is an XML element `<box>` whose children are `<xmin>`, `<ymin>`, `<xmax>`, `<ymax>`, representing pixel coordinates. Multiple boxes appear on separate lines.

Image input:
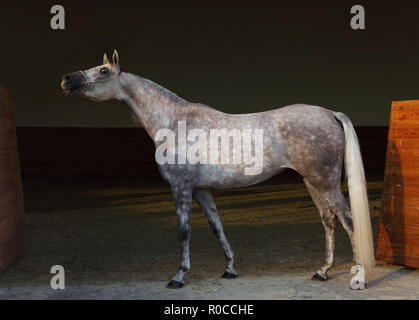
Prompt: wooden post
<box><xmin>0</xmin><ymin>85</ymin><xmax>27</xmax><ymax>273</ymax></box>
<box><xmin>376</xmin><ymin>100</ymin><xmax>419</xmax><ymax>268</ymax></box>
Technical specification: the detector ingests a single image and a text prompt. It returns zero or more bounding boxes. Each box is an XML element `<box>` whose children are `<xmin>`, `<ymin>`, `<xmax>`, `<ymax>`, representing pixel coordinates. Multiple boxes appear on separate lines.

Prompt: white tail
<box><xmin>334</xmin><ymin>112</ymin><xmax>375</xmax><ymax>278</ymax></box>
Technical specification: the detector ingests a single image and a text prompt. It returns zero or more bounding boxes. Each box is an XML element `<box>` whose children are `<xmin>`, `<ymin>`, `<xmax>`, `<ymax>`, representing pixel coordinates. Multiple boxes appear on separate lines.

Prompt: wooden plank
<box><xmin>0</xmin><ymin>158</ymin><xmax>18</xmax><ymax>171</ymax></box>
<box><xmin>382</xmin><ymin>172</ymin><xmax>419</xmax><ymax>187</ymax></box>
<box><xmin>0</xmin><ymin>150</ymin><xmax>18</xmax><ymax>161</ymax></box>
<box><xmin>0</xmin><ymin>126</ymin><xmax>17</xmax><ymax>136</ymax></box>
<box><xmin>0</xmin><ymin>168</ymin><xmax>19</xmax><ymax>184</ymax></box>
<box><xmin>376</xmin><ymin>100</ymin><xmax>419</xmax><ymax>268</ymax></box>
<box><xmin>391</xmin><ymin>100</ymin><xmax>419</xmax><ymax>110</ymax></box>
<box><xmin>0</xmin><ymin>224</ymin><xmax>25</xmax><ymax>272</ymax></box>
<box><xmin>392</xmin><ymin>110</ymin><xmax>419</xmax><ymax>120</ymax></box>
<box><xmin>0</xmin><ymin>203</ymin><xmax>19</xmax><ymax>220</ymax></box>
<box><xmin>0</xmin><ymin>190</ymin><xmax>21</xmax><ymax>207</ymax></box>
<box><xmin>0</xmin><ymin>106</ymin><xmax>13</xmax><ymax>118</ymax></box>
<box><xmin>376</xmin><ymin>218</ymin><xmax>419</xmax><ymax>268</ymax></box>
<box><xmin>378</xmin><ymin>220</ymin><xmax>419</xmax><ymax>236</ymax></box>
<box><xmin>387</xmin><ymin>138</ymin><xmax>419</xmax><ymax>149</ymax></box>
<box><xmin>390</xmin><ymin>130</ymin><xmax>419</xmax><ymax>139</ymax></box>
<box><xmin>381</xmin><ymin>185</ymin><xmax>419</xmax><ymax>198</ymax></box>
<box><xmin>0</xmin><ymin>137</ymin><xmax>18</xmax><ymax>150</ymax></box>
<box><xmin>0</xmin><ymin>213</ymin><xmax>22</xmax><ymax>242</ymax></box>
<box><xmin>0</xmin><ymin>85</ymin><xmax>26</xmax><ymax>273</ymax></box>
<box><xmin>386</xmin><ymin>156</ymin><xmax>419</xmax><ymax>168</ymax></box>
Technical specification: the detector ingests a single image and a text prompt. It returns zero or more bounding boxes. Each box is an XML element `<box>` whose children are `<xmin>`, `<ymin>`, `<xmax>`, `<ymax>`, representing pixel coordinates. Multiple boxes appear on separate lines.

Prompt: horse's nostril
<box><xmin>64</xmin><ymin>74</ymin><xmax>71</xmax><ymax>82</ymax></box>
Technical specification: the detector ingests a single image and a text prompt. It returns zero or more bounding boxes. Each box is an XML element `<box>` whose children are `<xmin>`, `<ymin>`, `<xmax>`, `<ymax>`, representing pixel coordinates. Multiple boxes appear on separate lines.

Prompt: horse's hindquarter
<box><xmin>275</xmin><ymin>104</ymin><xmax>345</xmax><ymax>187</ymax></box>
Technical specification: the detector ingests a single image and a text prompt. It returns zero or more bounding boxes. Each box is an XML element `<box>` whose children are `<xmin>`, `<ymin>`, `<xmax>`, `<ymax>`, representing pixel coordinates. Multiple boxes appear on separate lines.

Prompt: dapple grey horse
<box><xmin>61</xmin><ymin>50</ymin><xmax>374</xmax><ymax>289</ymax></box>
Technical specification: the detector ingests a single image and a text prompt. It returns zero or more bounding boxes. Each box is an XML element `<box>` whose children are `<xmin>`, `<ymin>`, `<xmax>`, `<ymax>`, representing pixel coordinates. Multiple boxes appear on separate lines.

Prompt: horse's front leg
<box><xmin>167</xmin><ymin>184</ymin><xmax>193</xmax><ymax>289</ymax></box>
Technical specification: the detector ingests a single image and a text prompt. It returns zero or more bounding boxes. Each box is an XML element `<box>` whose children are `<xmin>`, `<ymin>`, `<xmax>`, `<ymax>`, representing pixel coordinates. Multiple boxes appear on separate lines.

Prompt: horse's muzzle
<box><xmin>61</xmin><ymin>71</ymin><xmax>86</xmax><ymax>92</ymax></box>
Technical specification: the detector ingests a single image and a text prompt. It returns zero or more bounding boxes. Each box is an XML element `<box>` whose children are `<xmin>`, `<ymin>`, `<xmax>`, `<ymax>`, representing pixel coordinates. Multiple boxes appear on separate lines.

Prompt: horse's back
<box><xmin>184</xmin><ymin>103</ymin><xmax>344</xmax><ymax>189</ymax></box>
<box><xmin>187</xmin><ymin>103</ymin><xmax>337</xmax><ymax>127</ymax></box>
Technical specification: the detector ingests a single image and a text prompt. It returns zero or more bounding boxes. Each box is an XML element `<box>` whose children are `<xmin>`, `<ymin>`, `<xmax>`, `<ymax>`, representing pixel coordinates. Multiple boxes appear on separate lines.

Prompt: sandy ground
<box><xmin>0</xmin><ymin>174</ymin><xmax>418</xmax><ymax>299</ymax></box>
<box><xmin>1</xmin><ymin>263</ymin><xmax>419</xmax><ymax>300</ymax></box>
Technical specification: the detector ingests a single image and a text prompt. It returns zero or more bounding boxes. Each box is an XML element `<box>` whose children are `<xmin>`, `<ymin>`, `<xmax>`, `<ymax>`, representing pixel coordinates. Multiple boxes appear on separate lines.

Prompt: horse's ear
<box><xmin>103</xmin><ymin>53</ymin><xmax>110</xmax><ymax>65</ymax></box>
<box><xmin>112</xmin><ymin>49</ymin><xmax>119</xmax><ymax>65</ymax></box>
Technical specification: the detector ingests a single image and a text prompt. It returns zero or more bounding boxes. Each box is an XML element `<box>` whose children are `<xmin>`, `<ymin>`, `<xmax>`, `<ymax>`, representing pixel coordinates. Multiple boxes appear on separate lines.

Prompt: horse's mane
<box><xmin>128</xmin><ymin>73</ymin><xmax>214</xmax><ymax>110</ymax></box>
<box><xmin>125</xmin><ymin>73</ymin><xmax>186</xmax><ymax>105</ymax></box>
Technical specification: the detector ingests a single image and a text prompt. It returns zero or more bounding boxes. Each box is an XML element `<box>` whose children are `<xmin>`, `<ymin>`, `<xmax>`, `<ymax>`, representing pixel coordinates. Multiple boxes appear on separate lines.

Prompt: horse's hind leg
<box><xmin>304</xmin><ymin>178</ymin><xmax>356</xmax><ymax>280</ymax></box>
<box><xmin>304</xmin><ymin>178</ymin><xmax>337</xmax><ymax>281</ymax></box>
<box><xmin>310</xmin><ymin>183</ymin><xmax>356</xmax><ymax>263</ymax></box>
<box><xmin>193</xmin><ymin>189</ymin><xmax>238</xmax><ymax>279</ymax></box>
<box><xmin>332</xmin><ymin>192</ymin><xmax>355</xmax><ymax>260</ymax></box>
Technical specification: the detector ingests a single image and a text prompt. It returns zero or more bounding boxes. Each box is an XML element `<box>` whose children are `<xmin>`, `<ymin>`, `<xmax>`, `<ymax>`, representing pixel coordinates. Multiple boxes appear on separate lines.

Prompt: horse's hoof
<box><xmin>312</xmin><ymin>272</ymin><xmax>328</xmax><ymax>281</ymax></box>
<box><xmin>166</xmin><ymin>280</ymin><xmax>184</xmax><ymax>289</ymax></box>
<box><xmin>222</xmin><ymin>271</ymin><xmax>238</xmax><ymax>279</ymax></box>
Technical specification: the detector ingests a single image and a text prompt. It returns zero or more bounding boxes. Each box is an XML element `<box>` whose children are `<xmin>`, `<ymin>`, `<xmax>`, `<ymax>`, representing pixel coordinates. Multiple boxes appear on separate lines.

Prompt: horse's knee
<box><xmin>178</xmin><ymin>225</ymin><xmax>191</xmax><ymax>242</ymax></box>
<box><xmin>335</xmin><ymin>206</ymin><xmax>354</xmax><ymax>234</ymax></box>
<box><xmin>321</xmin><ymin>212</ymin><xmax>337</xmax><ymax>230</ymax></box>
<box><xmin>341</xmin><ymin>214</ymin><xmax>354</xmax><ymax>231</ymax></box>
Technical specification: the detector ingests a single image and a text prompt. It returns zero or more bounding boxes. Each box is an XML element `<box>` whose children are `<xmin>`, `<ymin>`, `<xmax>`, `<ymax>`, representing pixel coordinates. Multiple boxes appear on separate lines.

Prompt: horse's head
<box><xmin>61</xmin><ymin>50</ymin><xmax>121</xmax><ymax>101</ymax></box>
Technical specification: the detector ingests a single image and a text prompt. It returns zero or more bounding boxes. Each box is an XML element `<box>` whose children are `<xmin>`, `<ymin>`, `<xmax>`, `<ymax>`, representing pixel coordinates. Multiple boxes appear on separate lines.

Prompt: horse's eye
<box><xmin>100</xmin><ymin>67</ymin><xmax>109</xmax><ymax>74</ymax></box>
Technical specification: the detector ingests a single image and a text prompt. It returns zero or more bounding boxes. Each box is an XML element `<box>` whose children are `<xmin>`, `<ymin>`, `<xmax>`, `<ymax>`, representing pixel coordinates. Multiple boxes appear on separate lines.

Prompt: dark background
<box><xmin>1</xmin><ymin>0</ymin><xmax>419</xmax><ymax>127</ymax></box>
<box><xmin>0</xmin><ymin>1</ymin><xmax>414</xmax><ymax>294</ymax></box>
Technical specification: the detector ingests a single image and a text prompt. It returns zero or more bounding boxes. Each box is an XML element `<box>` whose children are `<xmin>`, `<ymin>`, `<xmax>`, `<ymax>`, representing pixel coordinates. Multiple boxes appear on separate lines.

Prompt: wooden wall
<box><xmin>376</xmin><ymin>100</ymin><xmax>419</xmax><ymax>268</ymax></box>
<box><xmin>15</xmin><ymin>126</ymin><xmax>389</xmax><ymax>178</ymax></box>
<box><xmin>0</xmin><ymin>86</ymin><xmax>26</xmax><ymax>273</ymax></box>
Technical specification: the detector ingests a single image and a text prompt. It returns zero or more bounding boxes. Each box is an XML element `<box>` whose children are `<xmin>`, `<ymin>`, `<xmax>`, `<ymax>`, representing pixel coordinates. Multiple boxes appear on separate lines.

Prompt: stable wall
<box><xmin>16</xmin><ymin>126</ymin><xmax>388</xmax><ymax>178</ymax></box>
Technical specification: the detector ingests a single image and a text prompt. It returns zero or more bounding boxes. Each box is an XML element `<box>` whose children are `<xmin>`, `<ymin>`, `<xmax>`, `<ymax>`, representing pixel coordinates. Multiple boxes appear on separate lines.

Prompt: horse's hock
<box><xmin>376</xmin><ymin>100</ymin><xmax>419</xmax><ymax>268</ymax></box>
<box><xmin>0</xmin><ymin>85</ymin><xmax>26</xmax><ymax>273</ymax></box>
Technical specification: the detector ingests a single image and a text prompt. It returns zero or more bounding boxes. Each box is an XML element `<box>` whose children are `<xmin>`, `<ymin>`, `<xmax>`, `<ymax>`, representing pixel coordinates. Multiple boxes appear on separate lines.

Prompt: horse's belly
<box><xmin>194</xmin><ymin>163</ymin><xmax>284</xmax><ymax>189</ymax></box>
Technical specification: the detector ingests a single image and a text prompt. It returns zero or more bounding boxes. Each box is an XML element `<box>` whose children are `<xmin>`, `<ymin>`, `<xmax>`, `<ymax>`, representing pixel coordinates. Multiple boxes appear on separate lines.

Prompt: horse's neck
<box><xmin>117</xmin><ymin>73</ymin><xmax>188</xmax><ymax>141</ymax></box>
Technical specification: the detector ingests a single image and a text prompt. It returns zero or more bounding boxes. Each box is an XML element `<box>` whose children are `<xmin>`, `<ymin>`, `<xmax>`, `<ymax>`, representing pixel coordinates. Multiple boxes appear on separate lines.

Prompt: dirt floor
<box><xmin>0</xmin><ymin>174</ymin><xmax>418</xmax><ymax>299</ymax></box>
